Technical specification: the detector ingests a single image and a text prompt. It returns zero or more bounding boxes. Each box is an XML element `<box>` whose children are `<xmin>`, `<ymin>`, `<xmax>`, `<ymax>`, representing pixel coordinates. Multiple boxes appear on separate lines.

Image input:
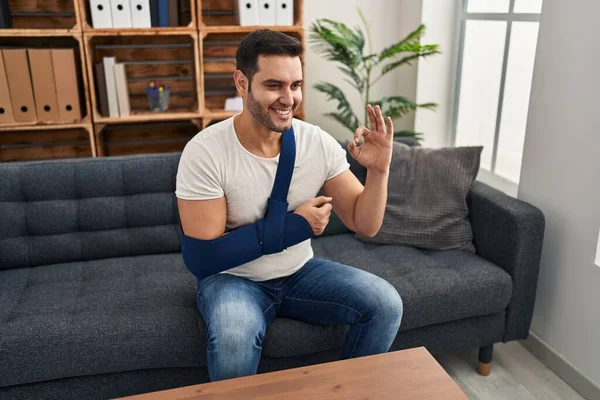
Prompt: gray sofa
<box><xmin>0</xmin><ymin>149</ymin><xmax>545</xmax><ymax>399</ymax></box>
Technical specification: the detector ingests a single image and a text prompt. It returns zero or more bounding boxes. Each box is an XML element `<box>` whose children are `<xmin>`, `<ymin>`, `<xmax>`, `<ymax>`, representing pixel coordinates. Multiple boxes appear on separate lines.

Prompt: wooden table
<box><xmin>117</xmin><ymin>347</ymin><xmax>468</xmax><ymax>399</ymax></box>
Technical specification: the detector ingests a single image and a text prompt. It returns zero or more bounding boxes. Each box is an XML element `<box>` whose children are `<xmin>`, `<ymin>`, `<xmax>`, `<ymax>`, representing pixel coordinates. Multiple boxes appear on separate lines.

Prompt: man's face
<box><xmin>245</xmin><ymin>55</ymin><xmax>303</xmax><ymax>133</ymax></box>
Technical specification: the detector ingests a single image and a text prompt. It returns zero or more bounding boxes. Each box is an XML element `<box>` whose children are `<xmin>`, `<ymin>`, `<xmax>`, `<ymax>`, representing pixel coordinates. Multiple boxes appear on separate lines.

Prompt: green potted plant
<box><xmin>309</xmin><ymin>9</ymin><xmax>440</xmax><ymax>141</ymax></box>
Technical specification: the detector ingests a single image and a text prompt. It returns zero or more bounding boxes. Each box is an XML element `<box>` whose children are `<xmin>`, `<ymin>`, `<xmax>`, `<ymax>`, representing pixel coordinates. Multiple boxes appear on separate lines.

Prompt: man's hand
<box><xmin>293</xmin><ymin>196</ymin><xmax>333</xmax><ymax>236</ymax></box>
<box><xmin>347</xmin><ymin>104</ymin><xmax>394</xmax><ymax>174</ymax></box>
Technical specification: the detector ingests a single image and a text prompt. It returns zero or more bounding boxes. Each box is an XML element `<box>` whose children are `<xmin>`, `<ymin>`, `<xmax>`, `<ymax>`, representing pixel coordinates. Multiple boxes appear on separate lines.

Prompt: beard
<box><xmin>246</xmin><ymin>90</ymin><xmax>296</xmax><ymax>133</ymax></box>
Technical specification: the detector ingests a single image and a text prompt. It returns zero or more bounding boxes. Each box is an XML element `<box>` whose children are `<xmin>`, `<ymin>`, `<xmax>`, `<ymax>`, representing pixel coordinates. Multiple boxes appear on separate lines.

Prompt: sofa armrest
<box><xmin>467</xmin><ymin>181</ymin><xmax>545</xmax><ymax>342</ymax></box>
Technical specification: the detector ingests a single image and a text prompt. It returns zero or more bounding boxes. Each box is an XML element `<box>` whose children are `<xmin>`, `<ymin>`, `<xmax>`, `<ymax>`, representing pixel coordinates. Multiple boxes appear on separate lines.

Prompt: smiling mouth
<box><xmin>270</xmin><ymin>107</ymin><xmax>292</xmax><ymax>117</ymax></box>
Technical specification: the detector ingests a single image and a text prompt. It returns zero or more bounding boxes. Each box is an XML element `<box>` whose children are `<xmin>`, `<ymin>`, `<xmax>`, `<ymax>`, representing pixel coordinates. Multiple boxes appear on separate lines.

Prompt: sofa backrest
<box><xmin>0</xmin><ymin>153</ymin><xmax>182</xmax><ymax>271</ymax></box>
<box><xmin>0</xmin><ymin>137</ymin><xmax>420</xmax><ymax>270</ymax></box>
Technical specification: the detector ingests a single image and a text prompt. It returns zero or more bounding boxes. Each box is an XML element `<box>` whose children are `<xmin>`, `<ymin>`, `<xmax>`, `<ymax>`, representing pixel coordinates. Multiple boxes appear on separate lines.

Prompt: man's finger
<box><xmin>375</xmin><ymin>105</ymin><xmax>385</xmax><ymax>133</ymax></box>
<box><xmin>347</xmin><ymin>140</ymin><xmax>360</xmax><ymax>159</ymax></box>
<box><xmin>353</xmin><ymin>125</ymin><xmax>370</xmax><ymax>143</ymax></box>
<box><xmin>320</xmin><ymin>203</ymin><xmax>333</xmax><ymax>214</ymax></box>
<box><xmin>386</xmin><ymin>116</ymin><xmax>393</xmax><ymax>138</ymax></box>
<box><xmin>311</xmin><ymin>196</ymin><xmax>332</xmax><ymax>206</ymax></box>
<box><xmin>367</xmin><ymin>104</ymin><xmax>377</xmax><ymax>131</ymax></box>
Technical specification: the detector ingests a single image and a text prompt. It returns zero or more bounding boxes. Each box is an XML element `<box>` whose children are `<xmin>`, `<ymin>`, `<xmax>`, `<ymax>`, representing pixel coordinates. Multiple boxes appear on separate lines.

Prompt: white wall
<box><xmin>518</xmin><ymin>0</ymin><xmax>600</xmax><ymax>389</ymax></box>
<box><xmin>303</xmin><ymin>0</ymin><xmax>423</xmax><ymax>141</ymax></box>
<box><xmin>414</xmin><ymin>0</ymin><xmax>459</xmax><ymax>148</ymax></box>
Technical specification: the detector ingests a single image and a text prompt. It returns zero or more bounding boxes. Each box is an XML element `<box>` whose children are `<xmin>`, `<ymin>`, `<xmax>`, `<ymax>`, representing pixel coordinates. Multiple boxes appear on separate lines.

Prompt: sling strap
<box><xmin>261</xmin><ymin>127</ymin><xmax>295</xmax><ymax>254</ymax></box>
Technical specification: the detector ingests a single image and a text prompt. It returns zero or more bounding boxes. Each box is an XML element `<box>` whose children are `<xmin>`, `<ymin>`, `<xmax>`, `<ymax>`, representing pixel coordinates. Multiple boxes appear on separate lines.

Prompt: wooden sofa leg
<box><xmin>477</xmin><ymin>344</ymin><xmax>493</xmax><ymax>376</ymax></box>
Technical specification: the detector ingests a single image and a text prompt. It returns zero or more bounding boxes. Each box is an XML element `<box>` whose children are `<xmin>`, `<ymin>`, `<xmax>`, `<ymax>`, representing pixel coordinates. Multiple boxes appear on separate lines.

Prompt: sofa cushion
<box><xmin>0</xmin><ymin>254</ymin><xmax>203</xmax><ymax>388</ymax></box>
<box><xmin>261</xmin><ymin>234</ymin><xmax>513</xmax><ymax>358</ymax></box>
<box><xmin>315</xmin><ymin>234</ymin><xmax>512</xmax><ymax>330</ymax></box>
<box><xmin>355</xmin><ymin>142</ymin><xmax>482</xmax><ymax>252</ymax></box>
<box><xmin>0</xmin><ymin>154</ymin><xmax>183</xmax><ymax>271</ymax></box>
<box><xmin>0</xmin><ymin>236</ymin><xmax>513</xmax><ymax>385</ymax></box>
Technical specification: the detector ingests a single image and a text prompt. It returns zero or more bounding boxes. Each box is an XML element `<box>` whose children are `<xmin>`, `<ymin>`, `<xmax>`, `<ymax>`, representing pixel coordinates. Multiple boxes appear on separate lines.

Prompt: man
<box><xmin>176</xmin><ymin>29</ymin><xmax>402</xmax><ymax>382</ymax></box>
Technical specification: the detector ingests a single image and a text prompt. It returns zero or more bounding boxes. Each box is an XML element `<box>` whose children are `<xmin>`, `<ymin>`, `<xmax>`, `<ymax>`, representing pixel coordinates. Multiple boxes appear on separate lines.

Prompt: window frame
<box><xmin>450</xmin><ymin>0</ymin><xmax>542</xmax><ymax>196</ymax></box>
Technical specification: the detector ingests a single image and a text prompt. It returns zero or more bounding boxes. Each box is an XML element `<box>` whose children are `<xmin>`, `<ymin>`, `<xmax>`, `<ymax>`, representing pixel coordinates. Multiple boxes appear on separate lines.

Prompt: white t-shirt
<box><xmin>175</xmin><ymin>116</ymin><xmax>350</xmax><ymax>281</ymax></box>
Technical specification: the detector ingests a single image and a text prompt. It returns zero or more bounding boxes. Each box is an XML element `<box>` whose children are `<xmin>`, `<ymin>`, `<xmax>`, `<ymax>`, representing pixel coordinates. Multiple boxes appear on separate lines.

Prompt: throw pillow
<box><xmin>355</xmin><ymin>142</ymin><xmax>483</xmax><ymax>252</ymax></box>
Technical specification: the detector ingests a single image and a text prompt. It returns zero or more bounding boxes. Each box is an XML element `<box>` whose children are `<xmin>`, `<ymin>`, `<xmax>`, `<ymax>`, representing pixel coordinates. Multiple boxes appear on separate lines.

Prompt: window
<box><xmin>451</xmin><ymin>0</ymin><xmax>542</xmax><ymax>194</ymax></box>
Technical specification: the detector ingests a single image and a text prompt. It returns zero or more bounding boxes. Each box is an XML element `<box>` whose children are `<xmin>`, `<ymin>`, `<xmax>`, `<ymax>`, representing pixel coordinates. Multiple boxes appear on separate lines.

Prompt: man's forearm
<box><xmin>353</xmin><ymin>168</ymin><xmax>389</xmax><ymax>237</ymax></box>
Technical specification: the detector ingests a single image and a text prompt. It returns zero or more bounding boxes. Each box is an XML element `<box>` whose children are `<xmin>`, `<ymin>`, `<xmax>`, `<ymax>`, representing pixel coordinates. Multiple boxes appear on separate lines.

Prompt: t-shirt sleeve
<box><xmin>175</xmin><ymin>139</ymin><xmax>225</xmax><ymax>200</ymax></box>
<box><xmin>318</xmin><ymin>127</ymin><xmax>351</xmax><ymax>181</ymax></box>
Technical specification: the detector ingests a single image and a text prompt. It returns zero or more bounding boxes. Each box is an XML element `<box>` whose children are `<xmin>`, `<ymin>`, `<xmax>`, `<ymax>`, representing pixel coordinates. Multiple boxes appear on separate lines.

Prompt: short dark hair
<box><xmin>236</xmin><ymin>29</ymin><xmax>303</xmax><ymax>89</ymax></box>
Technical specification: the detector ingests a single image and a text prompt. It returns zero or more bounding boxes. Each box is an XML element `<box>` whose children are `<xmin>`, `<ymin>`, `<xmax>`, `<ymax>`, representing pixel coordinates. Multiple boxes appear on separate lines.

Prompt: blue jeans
<box><xmin>196</xmin><ymin>258</ymin><xmax>403</xmax><ymax>382</ymax></box>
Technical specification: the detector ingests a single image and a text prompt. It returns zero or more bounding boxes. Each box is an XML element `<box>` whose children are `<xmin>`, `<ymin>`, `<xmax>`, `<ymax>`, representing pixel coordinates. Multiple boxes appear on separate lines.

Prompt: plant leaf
<box><xmin>362</xmin><ymin>53</ymin><xmax>378</xmax><ymax>69</ymax></box>
<box><xmin>309</xmin><ymin>19</ymin><xmax>365</xmax><ymax>69</ymax></box>
<box><xmin>314</xmin><ymin>82</ymin><xmax>360</xmax><ymax>132</ymax></box>
<box><xmin>378</xmin><ymin>24</ymin><xmax>427</xmax><ymax>61</ymax></box>
<box><xmin>325</xmin><ymin>112</ymin><xmax>360</xmax><ymax>133</ymax></box>
<box><xmin>380</xmin><ymin>45</ymin><xmax>440</xmax><ymax>76</ymax></box>
<box><xmin>338</xmin><ymin>66</ymin><xmax>364</xmax><ymax>92</ymax></box>
<box><xmin>375</xmin><ymin>96</ymin><xmax>438</xmax><ymax>119</ymax></box>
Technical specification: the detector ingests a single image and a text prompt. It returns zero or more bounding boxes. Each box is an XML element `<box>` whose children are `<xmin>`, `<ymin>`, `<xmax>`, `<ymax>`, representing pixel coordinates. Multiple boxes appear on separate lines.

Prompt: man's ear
<box><xmin>233</xmin><ymin>70</ymin><xmax>248</xmax><ymax>94</ymax></box>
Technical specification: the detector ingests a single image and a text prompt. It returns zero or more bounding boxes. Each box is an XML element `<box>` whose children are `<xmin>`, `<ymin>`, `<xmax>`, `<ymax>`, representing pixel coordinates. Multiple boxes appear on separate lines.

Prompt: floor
<box><xmin>433</xmin><ymin>341</ymin><xmax>587</xmax><ymax>400</ymax></box>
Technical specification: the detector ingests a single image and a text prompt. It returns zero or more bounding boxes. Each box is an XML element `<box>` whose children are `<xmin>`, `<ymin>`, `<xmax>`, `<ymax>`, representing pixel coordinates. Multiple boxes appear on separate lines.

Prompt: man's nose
<box><xmin>280</xmin><ymin>88</ymin><xmax>293</xmax><ymax>106</ymax></box>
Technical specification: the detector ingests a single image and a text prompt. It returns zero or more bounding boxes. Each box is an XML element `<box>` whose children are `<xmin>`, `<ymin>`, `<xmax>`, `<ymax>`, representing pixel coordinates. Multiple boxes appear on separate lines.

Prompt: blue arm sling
<box><xmin>179</xmin><ymin>126</ymin><xmax>314</xmax><ymax>280</ymax></box>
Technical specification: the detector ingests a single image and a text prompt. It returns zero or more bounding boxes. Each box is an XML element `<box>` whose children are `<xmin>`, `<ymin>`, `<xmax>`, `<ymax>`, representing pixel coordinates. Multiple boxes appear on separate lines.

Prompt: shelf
<box><xmin>83</xmin><ymin>27</ymin><xmax>197</xmax><ymax>37</ymax></box>
<box><xmin>0</xmin><ymin>29</ymin><xmax>81</xmax><ymax>37</ymax></box>
<box><xmin>78</xmin><ymin>0</ymin><xmax>197</xmax><ymax>34</ymax></box>
<box><xmin>94</xmin><ymin>111</ymin><xmax>202</xmax><ymax>125</ymax></box>
<box><xmin>0</xmin><ymin>0</ymin><xmax>306</xmax><ymax>161</ymax></box>
<box><xmin>198</xmin><ymin>0</ymin><xmax>304</xmax><ymax>28</ymax></box>
<box><xmin>85</xmin><ymin>33</ymin><xmax>202</xmax><ymax>124</ymax></box>
<box><xmin>0</xmin><ymin>123</ymin><xmax>96</xmax><ymax>161</ymax></box>
<box><xmin>1</xmin><ymin>0</ymin><xmax>81</xmax><ymax>32</ymax></box>
<box><xmin>201</xmin><ymin>109</ymin><xmax>237</xmax><ymax>129</ymax></box>
<box><xmin>0</xmin><ymin>121</ymin><xmax>91</xmax><ymax>132</ymax></box>
<box><xmin>204</xmin><ymin>109</ymin><xmax>238</xmax><ymax>120</ymax></box>
<box><xmin>200</xmin><ymin>25</ymin><xmax>303</xmax><ymax>34</ymax></box>
<box><xmin>94</xmin><ymin>118</ymin><xmax>200</xmax><ymax>157</ymax></box>
<box><xmin>0</xmin><ymin>34</ymin><xmax>93</xmax><ymax>139</ymax></box>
